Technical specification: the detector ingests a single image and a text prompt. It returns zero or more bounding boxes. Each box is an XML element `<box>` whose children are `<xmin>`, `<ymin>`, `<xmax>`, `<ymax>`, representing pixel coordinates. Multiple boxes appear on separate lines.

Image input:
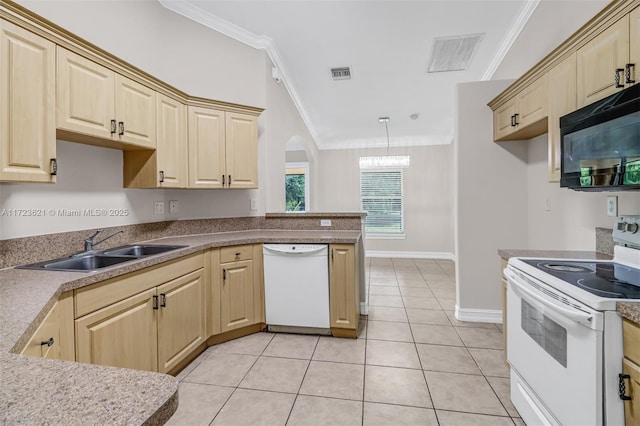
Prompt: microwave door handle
<box><xmin>505</xmin><ymin>269</ymin><xmax>594</xmax><ymax>325</ymax></box>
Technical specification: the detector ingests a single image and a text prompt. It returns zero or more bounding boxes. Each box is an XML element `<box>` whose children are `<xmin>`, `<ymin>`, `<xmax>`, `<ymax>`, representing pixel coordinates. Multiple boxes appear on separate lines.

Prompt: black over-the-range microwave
<box><xmin>560</xmin><ymin>84</ymin><xmax>639</xmax><ymax>191</ymax></box>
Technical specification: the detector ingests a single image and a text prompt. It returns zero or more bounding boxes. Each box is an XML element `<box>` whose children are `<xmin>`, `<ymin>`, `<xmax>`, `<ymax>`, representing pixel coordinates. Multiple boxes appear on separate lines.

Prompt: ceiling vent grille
<box><xmin>426</xmin><ymin>34</ymin><xmax>484</xmax><ymax>73</ymax></box>
<box><xmin>331</xmin><ymin>67</ymin><xmax>351</xmax><ymax>80</ymax></box>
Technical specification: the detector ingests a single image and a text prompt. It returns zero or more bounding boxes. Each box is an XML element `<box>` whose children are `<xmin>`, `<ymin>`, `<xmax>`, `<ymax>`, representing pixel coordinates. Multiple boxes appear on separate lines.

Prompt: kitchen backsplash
<box><xmin>595</xmin><ymin>227</ymin><xmax>614</xmax><ymax>256</ymax></box>
<box><xmin>0</xmin><ymin>213</ymin><xmax>365</xmax><ymax>269</ymax></box>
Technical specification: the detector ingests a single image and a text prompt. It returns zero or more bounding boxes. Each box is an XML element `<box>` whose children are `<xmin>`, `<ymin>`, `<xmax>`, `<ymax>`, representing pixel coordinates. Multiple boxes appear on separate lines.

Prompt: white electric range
<box><xmin>505</xmin><ymin>215</ymin><xmax>640</xmax><ymax>426</ymax></box>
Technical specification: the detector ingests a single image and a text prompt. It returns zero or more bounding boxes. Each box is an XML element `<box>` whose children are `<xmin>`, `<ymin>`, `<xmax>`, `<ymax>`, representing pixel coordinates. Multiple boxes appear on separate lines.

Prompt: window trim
<box><xmin>285</xmin><ymin>161</ymin><xmax>310</xmax><ymax>212</ymax></box>
<box><xmin>360</xmin><ymin>168</ymin><xmax>404</xmax><ymax>236</ymax></box>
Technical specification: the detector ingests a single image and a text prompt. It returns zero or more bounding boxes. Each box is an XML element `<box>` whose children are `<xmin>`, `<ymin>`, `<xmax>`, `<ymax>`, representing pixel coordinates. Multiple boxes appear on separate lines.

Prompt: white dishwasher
<box><xmin>263</xmin><ymin>244</ymin><xmax>330</xmax><ymax>334</ymax></box>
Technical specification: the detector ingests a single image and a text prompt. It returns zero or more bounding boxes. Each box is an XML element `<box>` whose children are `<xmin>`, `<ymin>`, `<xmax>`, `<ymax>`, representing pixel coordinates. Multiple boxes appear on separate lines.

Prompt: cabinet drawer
<box><xmin>624</xmin><ymin>319</ymin><xmax>640</xmax><ymax>365</ymax></box>
<box><xmin>75</xmin><ymin>252</ymin><xmax>203</xmax><ymax>318</ymax></box>
<box><xmin>220</xmin><ymin>245</ymin><xmax>253</xmax><ymax>263</ymax></box>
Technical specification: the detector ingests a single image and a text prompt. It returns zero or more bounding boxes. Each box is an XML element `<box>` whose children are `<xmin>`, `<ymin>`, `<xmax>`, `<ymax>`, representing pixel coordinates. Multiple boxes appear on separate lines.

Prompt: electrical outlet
<box><xmin>168</xmin><ymin>200</ymin><xmax>178</xmax><ymax>214</ymax></box>
<box><xmin>607</xmin><ymin>196</ymin><xmax>618</xmax><ymax>217</ymax></box>
<box><xmin>154</xmin><ymin>201</ymin><xmax>164</xmax><ymax>215</ymax></box>
<box><xmin>320</xmin><ymin>219</ymin><xmax>332</xmax><ymax>227</ymax></box>
<box><xmin>250</xmin><ymin>199</ymin><xmax>258</xmax><ymax>211</ymax></box>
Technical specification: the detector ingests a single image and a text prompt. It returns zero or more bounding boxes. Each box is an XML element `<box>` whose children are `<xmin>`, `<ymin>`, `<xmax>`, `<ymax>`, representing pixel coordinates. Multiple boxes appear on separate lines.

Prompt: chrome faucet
<box><xmin>83</xmin><ymin>230</ymin><xmax>124</xmax><ymax>252</ymax></box>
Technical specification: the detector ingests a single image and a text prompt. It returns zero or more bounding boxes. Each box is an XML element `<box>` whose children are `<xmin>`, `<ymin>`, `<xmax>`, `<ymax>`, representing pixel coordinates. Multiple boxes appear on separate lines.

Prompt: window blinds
<box><xmin>360</xmin><ymin>170</ymin><xmax>404</xmax><ymax>234</ymax></box>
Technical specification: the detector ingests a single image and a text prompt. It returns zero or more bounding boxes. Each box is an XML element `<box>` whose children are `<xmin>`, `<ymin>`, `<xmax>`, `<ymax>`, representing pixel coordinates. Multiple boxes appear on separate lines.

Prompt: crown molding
<box><xmin>158</xmin><ymin>0</ymin><xmax>323</xmax><ymax>149</ymax></box>
<box><xmin>481</xmin><ymin>0</ymin><xmax>541</xmax><ymax>80</ymax></box>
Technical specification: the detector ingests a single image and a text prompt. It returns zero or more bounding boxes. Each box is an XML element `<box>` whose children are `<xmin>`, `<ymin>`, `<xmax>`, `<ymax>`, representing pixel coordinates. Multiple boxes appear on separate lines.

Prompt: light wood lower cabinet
<box><xmin>622</xmin><ymin>318</ymin><xmax>640</xmax><ymax>425</ymax></box>
<box><xmin>329</xmin><ymin>244</ymin><xmax>360</xmax><ymax>338</ymax></box>
<box><xmin>21</xmin><ymin>292</ymin><xmax>74</xmax><ymax>361</ymax></box>
<box><xmin>0</xmin><ymin>19</ymin><xmax>56</xmax><ymax>183</ymax></box>
<box><xmin>74</xmin><ymin>253</ymin><xmax>205</xmax><ymax>373</ymax></box>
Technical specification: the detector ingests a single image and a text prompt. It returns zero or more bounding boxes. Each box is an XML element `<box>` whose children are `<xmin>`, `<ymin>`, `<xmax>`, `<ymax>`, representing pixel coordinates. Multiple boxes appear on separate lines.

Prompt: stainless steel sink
<box><xmin>17</xmin><ymin>244</ymin><xmax>187</xmax><ymax>272</ymax></box>
<box><xmin>102</xmin><ymin>244</ymin><xmax>187</xmax><ymax>257</ymax></box>
<box><xmin>43</xmin><ymin>255</ymin><xmax>135</xmax><ymax>271</ymax></box>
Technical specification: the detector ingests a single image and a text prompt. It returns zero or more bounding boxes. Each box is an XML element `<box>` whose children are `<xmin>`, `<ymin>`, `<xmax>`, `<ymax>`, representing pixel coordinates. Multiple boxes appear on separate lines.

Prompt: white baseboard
<box><xmin>455</xmin><ymin>305</ymin><xmax>503</xmax><ymax>324</ymax></box>
<box><xmin>366</xmin><ymin>251</ymin><xmax>455</xmax><ymax>260</ymax></box>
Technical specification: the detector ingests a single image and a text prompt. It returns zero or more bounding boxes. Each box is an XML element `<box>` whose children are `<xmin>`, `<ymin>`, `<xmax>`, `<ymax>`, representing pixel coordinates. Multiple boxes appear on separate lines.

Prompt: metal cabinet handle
<box><xmin>513</xmin><ymin>113</ymin><xmax>519</xmax><ymax>126</ymax></box>
<box><xmin>228</xmin><ymin>175</ymin><xmax>231</xmax><ymax>187</ymax></box>
<box><xmin>510</xmin><ymin>115</ymin><xmax>515</xmax><ymax>127</ymax></box>
<box><xmin>118</xmin><ymin>121</ymin><xmax>125</xmax><ymax>136</ymax></box>
<box><xmin>223</xmin><ymin>269</ymin><xmax>227</xmax><ymax>280</ymax></box>
<box><xmin>619</xmin><ymin>373</ymin><xmax>632</xmax><ymax>401</ymax></box>
<box><xmin>222</xmin><ymin>175</ymin><xmax>225</xmax><ymax>186</ymax></box>
<box><xmin>40</xmin><ymin>337</ymin><xmax>54</xmax><ymax>347</ymax></box>
<box><xmin>615</xmin><ymin>68</ymin><xmax>625</xmax><ymax>88</ymax></box>
<box><xmin>160</xmin><ymin>293</ymin><xmax>167</xmax><ymax>308</ymax></box>
<box><xmin>159</xmin><ymin>171</ymin><xmax>165</xmax><ymax>183</ymax></box>
<box><xmin>153</xmin><ymin>295</ymin><xmax>159</xmax><ymax>310</ymax></box>
<box><xmin>50</xmin><ymin>158</ymin><xmax>57</xmax><ymax>176</ymax></box>
<box><xmin>626</xmin><ymin>63</ymin><xmax>636</xmax><ymax>85</ymax></box>
<box><xmin>110</xmin><ymin>119</ymin><xmax>117</xmax><ymax>134</ymax></box>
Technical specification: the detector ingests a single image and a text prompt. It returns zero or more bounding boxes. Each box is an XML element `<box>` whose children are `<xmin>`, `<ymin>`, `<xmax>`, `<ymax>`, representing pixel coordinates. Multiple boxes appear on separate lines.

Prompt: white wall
<box><xmin>1</xmin><ymin>1</ymin><xmax>314</xmax><ymax>239</ymax></box>
<box><xmin>455</xmin><ymin>80</ymin><xmax>529</xmax><ymax>319</ymax></box>
<box><xmin>526</xmin><ymin>135</ymin><xmax>640</xmax><ymax>250</ymax></box>
<box><xmin>316</xmin><ymin>145</ymin><xmax>454</xmax><ymax>256</ymax></box>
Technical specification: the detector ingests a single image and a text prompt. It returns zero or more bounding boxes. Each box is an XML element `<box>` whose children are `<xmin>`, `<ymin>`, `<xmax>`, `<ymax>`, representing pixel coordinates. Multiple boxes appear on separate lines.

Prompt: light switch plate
<box><xmin>607</xmin><ymin>196</ymin><xmax>617</xmax><ymax>217</ymax></box>
<box><xmin>168</xmin><ymin>200</ymin><xmax>178</xmax><ymax>214</ymax></box>
<box><xmin>250</xmin><ymin>199</ymin><xmax>258</xmax><ymax>211</ymax></box>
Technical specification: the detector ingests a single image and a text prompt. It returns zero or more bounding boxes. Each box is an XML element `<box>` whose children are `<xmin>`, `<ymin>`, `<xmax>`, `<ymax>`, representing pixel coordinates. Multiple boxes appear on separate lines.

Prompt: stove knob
<box><xmin>626</xmin><ymin>223</ymin><xmax>639</xmax><ymax>234</ymax></box>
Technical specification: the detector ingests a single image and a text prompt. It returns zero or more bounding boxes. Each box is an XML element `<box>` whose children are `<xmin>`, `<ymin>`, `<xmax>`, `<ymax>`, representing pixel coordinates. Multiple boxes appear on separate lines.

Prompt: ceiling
<box><xmin>160</xmin><ymin>0</ymin><xmax>610</xmax><ymax>151</ymax></box>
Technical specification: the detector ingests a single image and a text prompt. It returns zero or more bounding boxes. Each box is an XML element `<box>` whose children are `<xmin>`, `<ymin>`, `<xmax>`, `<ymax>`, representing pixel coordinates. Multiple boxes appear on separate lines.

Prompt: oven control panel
<box><xmin>614</xmin><ymin>215</ymin><xmax>640</xmax><ymax>248</ymax></box>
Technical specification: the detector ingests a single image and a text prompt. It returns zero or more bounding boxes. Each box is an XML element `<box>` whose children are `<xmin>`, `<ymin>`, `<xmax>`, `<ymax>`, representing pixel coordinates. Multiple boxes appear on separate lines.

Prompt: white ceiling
<box><xmin>160</xmin><ymin>0</ymin><xmax>610</xmax><ymax>151</ymax></box>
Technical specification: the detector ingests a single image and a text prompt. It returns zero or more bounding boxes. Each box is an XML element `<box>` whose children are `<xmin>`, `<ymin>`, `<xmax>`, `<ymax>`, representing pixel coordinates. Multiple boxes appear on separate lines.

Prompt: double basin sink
<box><xmin>19</xmin><ymin>244</ymin><xmax>187</xmax><ymax>272</ymax></box>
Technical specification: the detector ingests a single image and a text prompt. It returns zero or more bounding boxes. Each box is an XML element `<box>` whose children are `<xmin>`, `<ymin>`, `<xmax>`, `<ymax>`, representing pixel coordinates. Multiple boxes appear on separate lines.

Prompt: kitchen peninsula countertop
<box><xmin>0</xmin><ymin>229</ymin><xmax>361</xmax><ymax>425</ymax></box>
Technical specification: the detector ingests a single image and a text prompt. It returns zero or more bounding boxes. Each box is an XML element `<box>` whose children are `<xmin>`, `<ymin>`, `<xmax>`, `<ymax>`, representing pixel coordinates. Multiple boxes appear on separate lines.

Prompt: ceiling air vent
<box><xmin>426</xmin><ymin>34</ymin><xmax>484</xmax><ymax>73</ymax></box>
<box><xmin>331</xmin><ymin>67</ymin><xmax>351</xmax><ymax>80</ymax></box>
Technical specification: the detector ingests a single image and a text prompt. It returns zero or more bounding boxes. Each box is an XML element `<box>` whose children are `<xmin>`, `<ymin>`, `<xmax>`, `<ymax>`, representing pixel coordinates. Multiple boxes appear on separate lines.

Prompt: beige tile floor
<box><xmin>167</xmin><ymin>258</ymin><xmax>523</xmax><ymax>426</ymax></box>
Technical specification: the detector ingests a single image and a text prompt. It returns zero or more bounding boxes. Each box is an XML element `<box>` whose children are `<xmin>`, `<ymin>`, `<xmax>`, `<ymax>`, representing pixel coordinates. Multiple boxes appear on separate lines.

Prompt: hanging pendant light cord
<box><xmin>384</xmin><ymin>121</ymin><xmax>390</xmax><ymax>155</ymax></box>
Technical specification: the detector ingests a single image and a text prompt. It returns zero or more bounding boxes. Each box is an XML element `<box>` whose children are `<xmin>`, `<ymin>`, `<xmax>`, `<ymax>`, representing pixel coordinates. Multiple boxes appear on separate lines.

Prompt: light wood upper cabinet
<box><xmin>329</xmin><ymin>244</ymin><xmax>360</xmax><ymax>337</ymax></box>
<box><xmin>157</xmin><ymin>269</ymin><xmax>206</xmax><ymax>374</ymax></box>
<box><xmin>577</xmin><ymin>15</ymin><xmax>631</xmax><ymax>107</ymax></box>
<box><xmin>114</xmin><ymin>74</ymin><xmax>156</xmax><ymax>148</ymax></box>
<box><xmin>0</xmin><ymin>19</ymin><xmax>56</xmax><ymax>183</ymax></box>
<box><xmin>57</xmin><ymin>47</ymin><xmax>156</xmax><ymax>149</ymax></box>
<box><xmin>123</xmin><ymin>93</ymin><xmax>187</xmax><ymax>188</ymax></box>
<box><xmin>493</xmin><ymin>75</ymin><xmax>548</xmax><ymax>142</ymax></box>
<box><xmin>21</xmin><ymin>292</ymin><xmax>74</xmax><ymax>361</ymax></box>
<box><xmin>188</xmin><ymin>106</ymin><xmax>226</xmax><ymax>188</ymax></box>
<box><xmin>187</xmin><ymin>108</ymin><xmax>258</xmax><ymax>189</ymax></box>
<box><xmin>631</xmin><ymin>6</ymin><xmax>639</xmax><ymax>84</ymax></box>
<box><xmin>547</xmin><ymin>53</ymin><xmax>577</xmax><ymax>182</ymax></box>
<box><xmin>225</xmin><ymin>112</ymin><xmax>259</xmax><ymax>189</ymax></box>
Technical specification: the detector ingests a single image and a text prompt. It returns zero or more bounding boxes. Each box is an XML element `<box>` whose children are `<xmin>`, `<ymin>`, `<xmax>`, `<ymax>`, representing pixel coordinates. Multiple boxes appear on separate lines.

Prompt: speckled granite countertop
<box><xmin>617</xmin><ymin>303</ymin><xmax>640</xmax><ymax>324</ymax></box>
<box><xmin>0</xmin><ymin>229</ymin><xmax>360</xmax><ymax>425</ymax></box>
<box><xmin>497</xmin><ymin>249</ymin><xmax>612</xmax><ymax>261</ymax></box>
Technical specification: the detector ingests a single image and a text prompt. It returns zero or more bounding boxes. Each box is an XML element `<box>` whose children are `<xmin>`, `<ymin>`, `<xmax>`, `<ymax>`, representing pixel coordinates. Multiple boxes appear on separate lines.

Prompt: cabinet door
<box><xmin>225</xmin><ymin>112</ymin><xmax>258</xmax><ymax>189</ymax></box>
<box><xmin>329</xmin><ymin>244</ymin><xmax>358</xmax><ymax>332</ymax></box>
<box><xmin>157</xmin><ymin>269</ymin><xmax>206</xmax><ymax>374</ymax></box>
<box><xmin>516</xmin><ymin>74</ymin><xmax>547</xmax><ymax>128</ymax></box>
<box><xmin>493</xmin><ymin>98</ymin><xmax>518</xmax><ymax>141</ymax></box>
<box><xmin>0</xmin><ymin>20</ymin><xmax>56</xmax><ymax>182</ymax></box>
<box><xmin>115</xmin><ymin>74</ymin><xmax>156</xmax><ymax>148</ymax></box>
<box><xmin>577</xmin><ymin>16</ymin><xmax>630</xmax><ymax>107</ymax></box>
<box><xmin>630</xmin><ymin>6</ymin><xmax>639</xmax><ymax>87</ymax></box>
<box><xmin>623</xmin><ymin>358</ymin><xmax>640</xmax><ymax>425</ymax></box>
<box><xmin>156</xmin><ymin>93</ymin><xmax>187</xmax><ymax>188</ymax></box>
<box><xmin>547</xmin><ymin>54</ymin><xmax>577</xmax><ymax>182</ymax></box>
<box><xmin>188</xmin><ymin>106</ymin><xmax>225</xmax><ymax>188</ymax></box>
<box><xmin>76</xmin><ymin>288</ymin><xmax>158</xmax><ymax>372</ymax></box>
<box><xmin>220</xmin><ymin>260</ymin><xmax>254</xmax><ymax>332</ymax></box>
<box><xmin>57</xmin><ymin>48</ymin><xmax>115</xmax><ymax>140</ymax></box>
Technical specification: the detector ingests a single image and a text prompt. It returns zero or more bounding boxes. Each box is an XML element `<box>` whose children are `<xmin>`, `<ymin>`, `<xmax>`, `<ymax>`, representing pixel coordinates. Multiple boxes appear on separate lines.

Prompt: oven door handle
<box><xmin>506</xmin><ymin>269</ymin><xmax>594</xmax><ymax>325</ymax></box>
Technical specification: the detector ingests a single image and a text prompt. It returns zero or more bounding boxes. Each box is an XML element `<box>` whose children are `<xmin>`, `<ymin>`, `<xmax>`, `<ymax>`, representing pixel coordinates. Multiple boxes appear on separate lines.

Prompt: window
<box><xmin>285</xmin><ymin>162</ymin><xmax>309</xmax><ymax>212</ymax></box>
<box><xmin>360</xmin><ymin>169</ymin><xmax>404</xmax><ymax>235</ymax></box>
